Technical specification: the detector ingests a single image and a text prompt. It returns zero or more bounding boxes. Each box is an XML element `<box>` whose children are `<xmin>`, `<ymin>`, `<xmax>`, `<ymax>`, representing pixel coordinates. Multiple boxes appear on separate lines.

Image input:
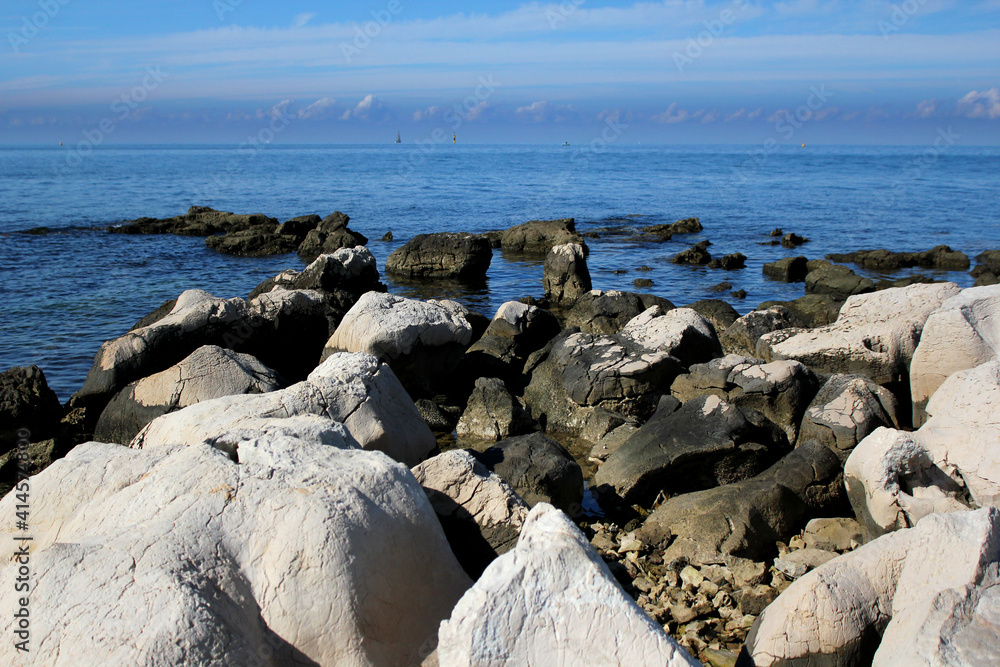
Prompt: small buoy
<box><xmin>59</xmin><ymin>142</ymin><xmax>63</xmax><ymax>146</ymax></box>
<box><xmin>801</xmin><ymin>143</ymin><xmax>805</xmax><ymax>148</ymax></box>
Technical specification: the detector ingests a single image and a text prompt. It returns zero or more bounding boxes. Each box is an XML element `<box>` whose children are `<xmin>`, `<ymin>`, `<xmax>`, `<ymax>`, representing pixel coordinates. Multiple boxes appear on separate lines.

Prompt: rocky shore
<box><xmin>2</xmin><ymin>208</ymin><xmax>999</xmax><ymax>666</ymax></box>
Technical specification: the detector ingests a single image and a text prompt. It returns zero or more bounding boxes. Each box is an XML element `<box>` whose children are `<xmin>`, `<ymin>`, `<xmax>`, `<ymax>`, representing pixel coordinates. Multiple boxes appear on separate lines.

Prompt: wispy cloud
<box><xmin>298</xmin><ymin>97</ymin><xmax>337</xmax><ymax>120</ymax></box>
<box><xmin>293</xmin><ymin>13</ymin><xmax>316</xmax><ymax>29</ymax></box>
<box><xmin>957</xmin><ymin>88</ymin><xmax>1000</xmax><ymax>119</ymax></box>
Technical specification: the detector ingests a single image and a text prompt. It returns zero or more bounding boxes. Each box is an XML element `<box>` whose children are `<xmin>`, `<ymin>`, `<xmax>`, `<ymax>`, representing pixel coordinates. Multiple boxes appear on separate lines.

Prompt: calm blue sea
<box><xmin>2</xmin><ymin>144</ymin><xmax>998</xmax><ymax>400</ymax></box>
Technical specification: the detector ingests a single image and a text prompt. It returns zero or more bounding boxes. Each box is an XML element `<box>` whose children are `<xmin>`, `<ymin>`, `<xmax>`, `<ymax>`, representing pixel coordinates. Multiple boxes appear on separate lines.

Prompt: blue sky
<box><xmin>1</xmin><ymin>0</ymin><xmax>998</xmax><ymax>144</ymax></box>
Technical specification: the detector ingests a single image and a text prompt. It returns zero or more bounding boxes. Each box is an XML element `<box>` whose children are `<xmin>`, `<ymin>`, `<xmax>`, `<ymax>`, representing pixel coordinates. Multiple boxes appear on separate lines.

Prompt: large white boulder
<box><xmin>910</xmin><ymin>284</ymin><xmax>1000</xmax><ymax>425</ymax></box>
<box><xmin>845</xmin><ymin>360</ymin><xmax>1000</xmax><ymax>538</ymax></box>
<box><xmin>132</xmin><ymin>352</ymin><xmax>436</xmax><ymax>467</ymax></box>
<box><xmin>758</xmin><ymin>282</ymin><xmax>961</xmax><ymax>386</ymax></box>
<box><xmin>742</xmin><ymin>507</ymin><xmax>1000</xmax><ymax>666</ymax></box>
<box><xmin>0</xmin><ymin>436</ymin><xmax>471</xmax><ymax>666</ymax></box>
<box><xmin>434</xmin><ymin>503</ymin><xmax>700</xmax><ymax>666</ymax></box>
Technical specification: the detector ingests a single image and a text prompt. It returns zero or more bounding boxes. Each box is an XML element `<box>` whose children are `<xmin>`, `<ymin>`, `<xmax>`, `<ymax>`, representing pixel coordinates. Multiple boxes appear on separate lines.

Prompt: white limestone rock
<box><xmin>758</xmin><ymin>282</ymin><xmax>961</xmax><ymax>385</ymax></box>
<box><xmin>435</xmin><ymin>503</ymin><xmax>700</xmax><ymax>667</ymax></box>
<box><xmin>910</xmin><ymin>284</ymin><xmax>1000</xmax><ymax>426</ymax></box>
<box><xmin>0</xmin><ymin>437</ymin><xmax>471</xmax><ymax>666</ymax></box>
<box><xmin>742</xmin><ymin>507</ymin><xmax>1000</xmax><ymax>666</ymax></box>
<box><xmin>132</xmin><ymin>352</ymin><xmax>436</xmax><ymax>467</ymax></box>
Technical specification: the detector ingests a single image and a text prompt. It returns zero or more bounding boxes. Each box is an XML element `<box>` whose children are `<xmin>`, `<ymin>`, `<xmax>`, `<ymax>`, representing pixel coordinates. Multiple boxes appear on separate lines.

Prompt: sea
<box><xmin>1</xmin><ymin>143</ymin><xmax>998</xmax><ymax>401</ymax></box>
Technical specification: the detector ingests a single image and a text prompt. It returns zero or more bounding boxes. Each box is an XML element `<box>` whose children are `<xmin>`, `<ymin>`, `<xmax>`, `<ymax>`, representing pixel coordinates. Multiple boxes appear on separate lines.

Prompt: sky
<box><xmin>1</xmin><ymin>0</ymin><xmax>998</xmax><ymax>145</ymax></box>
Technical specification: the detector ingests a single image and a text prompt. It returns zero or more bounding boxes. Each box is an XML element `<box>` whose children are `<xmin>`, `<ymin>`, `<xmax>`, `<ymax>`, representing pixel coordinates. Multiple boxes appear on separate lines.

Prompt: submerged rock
<box><xmin>109</xmin><ymin>206</ymin><xmax>278</xmax><ymax>236</ymax></box>
<box><xmin>827</xmin><ymin>245</ymin><xmax>970</xmax><ymax>271</ymax></box>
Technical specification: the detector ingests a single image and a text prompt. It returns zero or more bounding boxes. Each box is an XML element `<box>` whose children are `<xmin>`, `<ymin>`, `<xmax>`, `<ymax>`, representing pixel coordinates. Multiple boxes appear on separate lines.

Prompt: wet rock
<box><xmin>732</xmin><ymin>289</ymin><xmax>747</xmax><ymax>299</ymax></box>
<box><xmin>686</xmin><ymin>299</ymin><xmax>740</xmax><ymax>334</ymax></box>
<box><xmin>322</xmin><ymin>292</ymin><xmax>474</xmax><ymax>398</ymax></box>
<box><xmin>381</xmin><ymin>230</ymin><xmax>393</xmax><ymax>241</ymax></box>
<box><xmin>674</xmin><ymin>241</ymin><xmax>712</xmax><ymax>265</ymax></box>
<box><xmin>472</xmin><ymin>433</ymin><xmax>583</xmax><ymax>513</ymax></box>
<box><xmin>827</xmin><ymin>245</ymin><xmax>970</xmax><ymax>271</ymax></box>
<box><xmin>721</xmin><ymin>307</ymin><xmax>803</xmax><ymax>357</ymax></box>
<box><xmin>435</xmin><ymin>503</ymin><xmax>701</xmax><ymax>666</ymax></box>
<box><xmin>595</xmin><ymin>395</ymin><xmax>790</xmax><ymax>506</ymax></box>
<box><xmin>461</xmin><ymin>301</ymin><xmax>561</xmax><ymax>385</ymax></box>
<box><xmin>0</xmin><ymin>365</ymin><xmax>63</xmax><ymax>447</ymax></box>
<box><xmin>741</xmin><ymin>507</ymin><xmax>1000</xmax><ymax>667</ymax></box>
<box><xmin>132</xmin><ymin>352</ymin><xmax>437</xmax><ymax>467</ymax></box>
<box><xmin>804</xmin><ymin>260</ymin><xmax>876</xmax><ymax>300</ymax></box>
<box><xmin>94</xmin><ymin>346</ymin><xmax>281</xmax><ymax>446</ymax></box>
<box><xmin>762</xmin><ymin>256</ymin><xmax>808</xmax><ymax>282</ymax></box>
<box><xmin>524</xmin><ymin>307</ymin><xmax>720</xmax><ymax>431</ymax></box>
<box><xmin>758</xmin><ymin>282</ymin><xmax>962</xmax><ymax>387</ymax></box>
<box><xmin>757</xmin><ymin>294</ymin><xmax>844</xmax><ymax>328</ymax></box>
<box><xmin>0</xmin><ymin>437</ymin><xmax>471</xmax><ymax>667</ymax></box>
<box><xmin>499</xmin><ymin>218</ymin><xmax>583</xmax><ymax>253</ymax></box>
<box><xmin>802</xmin><ymin>517</ymin><xmax>864</xmax><ymax>552</ymax></box>
<box><xmin>670</xmin><ymin>355</ymin><xmax>820</xmax><ymax>445</ymax></box>
<box><xmin>799</xmin><ymin>374</ymin><xmax>900</xmax><ymax>460</ymax></box>
<box><xmin>565</xmin><ymin>290</ymin><xmax>676</xmax><ymax>334</ymax></box>
<box><xmin>274</xmin><ymin>214</ymin><xmax>320</xmax><ymax>239</ymax></box>
<box><xmin>781</xmin><ymin>233</ymin><xmax>809</xmax><ymax>248</ymax></box>
<box><xmin>637</xmin><ymin>441</ymin><xmax>845</xmax><ymax>565</ymax></box>
<box><xmin>296</xmin><ymin>211</ymin><xmax>368</xmax><ymax>261</ymax></box>
<box><xmin>412</xmin><ymin>449</ymin><xmax>530</xmax><ymax>579</ymax></box>
<box><xmin>456</xmin><ymin>377</ymin><xmax>533</xmax><ymax>442</ymax></box>
<box><xmin>543</xmin><ymin>242</ymin><xmax>591</xmax><ymax>304</ymax></box>
<box><xmin>641</xmin><ymin>217</ymin><xmax>703</xmax><ymax>240</ymax></box>
<box><xmin>909</xmin><ymin>284</ymin><xmax>1000</xmax><ymax>426</ymax></box>
<box><xmin>71</xmin><ymin>288</ymin><xmax>331</xmax><ymax>416</ymax></box>
<box><xmin>874</xmin><ymin>274</ymin><xmax>939</xmax><ymax>291</ymax></box>
<box><xmin>205</xmin><ymin>229</ymin><xmax>299</xmax><ymax>256</ymax></box>
<box><xmin>634</xmin><ymin>278</ymin><xmax>654</xmax><ymax>288</ymax></box>
<box><xmin>385</xmin><ymin>232</ymin><xmax>493</xmax><ymax>280</ymax></box>
<box><xmin>110</xmin><ymin>206</ymin><xmax>278</xmax><ymax>236</ymax></box>
<box><xmin>708</xmin><ymin>253</ymin><xmax>747</xmax><ymax>270</ymax></box>
<box><xmin>710</xmin><ymin>282</ymin><xmax>733</xmax><ymax>293</ymax></box>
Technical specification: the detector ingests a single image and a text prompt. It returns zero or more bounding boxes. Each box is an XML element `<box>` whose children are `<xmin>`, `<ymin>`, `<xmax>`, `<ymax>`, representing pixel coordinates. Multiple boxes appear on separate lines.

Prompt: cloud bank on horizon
<box><xmin>1</xmin><ymin>0</ymin><xmax>998</xmax><ymax>144</ymax></box>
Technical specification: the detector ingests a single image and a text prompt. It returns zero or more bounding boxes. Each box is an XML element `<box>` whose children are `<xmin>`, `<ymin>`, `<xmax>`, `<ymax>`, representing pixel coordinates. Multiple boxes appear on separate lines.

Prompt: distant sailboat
<box><xmin>453</xmin><ymin>133</ymin><xmax>456</xmax><ymax>144</ymax></box>
<box><xmin>395</xmin><ymin>132</ymin><xmax>402</xmax><ymax>144</ymax></box>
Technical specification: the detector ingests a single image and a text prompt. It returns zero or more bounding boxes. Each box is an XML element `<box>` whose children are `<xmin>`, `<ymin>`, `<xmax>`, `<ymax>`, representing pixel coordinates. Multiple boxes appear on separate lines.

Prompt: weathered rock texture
<box><xmin>910</xmin><ymin>284</ymin><xmax>1000</xmax><ymax>426</ymax></box>
<box><xmin>845</xmin><ymin>360</ymin><xmax>1000</xmax><ymax>540</ymax></box>
<box><xmin>386</xmin><ymin>232</ymin><xmax>493</xmax><ymax>280</ymax></box>
<box><xmin>564</xmin><ymin>290</ymin><xmax>676</xmax><ymax>334</ymax></box>
<box><xmin>461</xmin><ymin>301</ymin><xmax>560</xmax><ymax>384</ymax></box>
<box><xmin>455</xmin><ymin>377</ymin><xmax>533</xmax><ymax>442</ymax></box>
<box><xmin>827</xmin><ymin>245</ymin><xmax>971</xmax><ymax>271</ymax></box>
<box><xmin>435</xmin><ymin>503</ymin><xmax>701</xmax><ymax>667</ymax></box>
<box><xmin>132</xmin><ymin>352</ymin><xmax>436</xmax><ymax>467</ymax></box>
<box><xmin>94</xmin><ymin>345</ymin><xmax>282</xmax><ymax>445</ymax></box>
<box><xmin>296</xmin><ymin>211</ymin><xmax>369</xmax><ymax>261</ymax></box>
<box><xmin>543</xmin><ymin>242</ymin><xmax>591</xmax><ymax>304</ymax></box>
<box><xmin>0</xmin><ymin>438</ymin><xmax>471</xmax><ymax>666</ymax></box>
<box><xmin>498</xmin><ymin>218</ymin><xmax>583</xmax><ymax>253</ymax></box>
<box><xmin>595</xmin><ymin>394</ymin><xmax>791</xmax><ymax>506</ymax></box>
<box><xmin>758</xmin><ymin>282</ymin><xmax>962</xmax><ymax>386</ymax></box>
<box><xmin>799</xmin><ymin>374</ymin><xmax>900</xmax><ymax>460</ymax></box>
<box><xmin>740</xmin><ymin>507</ymin><xmax>1000</xmax><ymax>667</ymax></box>
<box><xmin>720</xmin><ymin>307</ymin><xmax>803</xmax><ymax>358</ymax></box>
<box><xmin>0</xmin><ymin>365</ymin><xmax>63</xmax><ymax>446</ymax></box>
<box><xmin>412</xmin><ymin>449</ymin><xmax>529</xmax><ymax>579</ymax></box>
<box><xmin>524</xmin><ymin>307</ymin><xmax>720</xmax><ymax>432</ymax></box>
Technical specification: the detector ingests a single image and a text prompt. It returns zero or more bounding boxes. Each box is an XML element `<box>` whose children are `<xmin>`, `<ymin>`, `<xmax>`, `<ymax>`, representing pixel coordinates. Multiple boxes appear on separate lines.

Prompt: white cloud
<box><xmin>597</xmin><ymin>108</ymin><xmax>633</xmax><ymax>123</ymax></box>
<box><xmin>515</xmin><ymin>100</ymin><xmax>575</xmax><ymax>122</ymax></box>
<box><xmin>651</xmin><ymin>103</ymin><xmax>692</xmax><ymax>124</ymax></box>
<box><xmin>340</xmin><ymin>94</ymin><xmax>388</xmax><ymax>121</ymax></box>
<box><xmin>293</xmin><ymin>13</ymin><xmax>316</xmax><ymax>28</ymax></box>
<box><xmin>297</xmin><ymin>97</ymin><xmax>336</xmax><ymax>119</ymax></box>
<box><xmin>257</xmin><ymin>99</ymin><xmax>292</xmax><ymax>120</ymax></box>
<box><xmin>724</xmin><ymin>108</ymin><xmax>746</xmax><ymax>122</ymax></box>
<box><xmin>412</xmin><ymin>105</ymin><xmax>442</xmax><ymax>121</ymax></box>
<box><xmin>957</xmin><ymin>88</ymin><xmax>1000</xmax><ymax>119</ymax></box>
<box><xmin>912</xmin><ymin>99</ymin><xmax>937</xmax><ymax>118</ymax></box>
<box><xmin>465</xmin><ymin>101</ymin><xmax>490</xmax><ymax>121</ymax></box>
<box><xmin>701</xmin><ymin>109</ymin><xmax>720</xmax><ymax>123</ymax></box>
<box><xmin>747</xmin><ymin>107</ymin><xmax>763</xmax><ymax>119</ymax></box>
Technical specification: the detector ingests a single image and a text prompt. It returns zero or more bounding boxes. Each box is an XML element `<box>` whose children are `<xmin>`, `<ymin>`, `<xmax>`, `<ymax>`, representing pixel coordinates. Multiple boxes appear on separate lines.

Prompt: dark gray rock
<box><xmin>799</xmin><ymin>374</ymin><xmax>900</xmax><ymax>460</ymax></box>
<box><xmin>415</xmin><ymin>399</ymin><xmax>460</xmax><ymax>432</ymax></box>
<box><xmin>671</xmin><ymin>355</ymin><xmax>821</xmax><ymax>445</ymax></box>
<box><xmin>0</xmin><ymin>365</ymin><xmax>63</xmax><ymax>448</ymax></box>
<box><xmin>758</xmin><ymin>294</ymin><xmax>845</xmax><ymax>328</ymax></box>
<box><xmin>205</xmin><ymin>229</ymin><xmax>299</xmax><ymax>256</ymax></box>
<box><xmin>781</xmin><ymin>233</ymin><xmax>809</xmax><ymax>248</ymax></box>
<box><xmin>110</xmin><ymin>206</ymin><xmax>278</xmax><ymax>236</ymax></box>
<box><xmin>685</xmin><ymin>299</ymin><xmax>740</xmax><ymax>334</ymax></box>
<box><xmin>637</xmin><ymin>440</ymin><xmax>846</xmax><ymax>565</ymax></box>
<box><xmin>564</xmin><ymin>290</ymin><xmax>675</xmax><ymax>334</ymax></box>
<box><xmin>805</xmin><ymin>261</ymin><xmax>876</xmax><ymax>300</ymax></box>
<box><xmin>827</xmin><ymin>245</ymin><xmax>970</xmax><ymax>271</ymax></box>
<box><xmin>673</xmin><ymin>241</ymin><xmax>712</xmax><ymax>265</ymax></box>
<box><xmin>472</xmin><ymin>432</ymin><xmax>584</xmax><ymax>514</ymax></box>
<box><xmin>593</xmin><ymin>394</ymin><xmax>790</xmax><ymax>507</ymax></box>
<box><xmin>275</xmin><ymin>214</ymin><xmax>321</xmax><ymax>239</ymax></box>
<box><xmin>763</xmin><ymin>256</ymin><xmax>809</xmax><ymax>282</ymax></box>
<box><xmin>499</xmin><ymin>218</ymin><xmax>583</xmax><ymax>254</ymax></box>
<box><xmin>543</xmin><ymin>243</ymin><xmax>591</xmax><ymax>304</ymax></box>
<box><xmin>385</xmin><ymin>232</ymin><xmax>493</xmax><ymax>280</ymax></box>
<box><xmin>456</xmin><ymin>377</ymin><xmax>533</xmax><ymax>442</ymax></box>
<box><xmin>296</xmin><ymin>212</ymin><xmax>368</xmax><ymax>261</ymax></box>
<box><xmin>708</xmin><ymin>253</ymin><xmax>747</xmax><ymax>270</ymax></box>
<box><xmin>640</xmin><ymin>217</ymin><xmax>703</xmax><ymax>240</ymax></box>
<box><xmin>721</xmin><ymin>306</ymin><xmax>804</xmax><ymax>357</ymax></box>
<box><xmin>461</xmin><ymin>301</ymin><xmax>561</xmax><ymax>385</ymax></box>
